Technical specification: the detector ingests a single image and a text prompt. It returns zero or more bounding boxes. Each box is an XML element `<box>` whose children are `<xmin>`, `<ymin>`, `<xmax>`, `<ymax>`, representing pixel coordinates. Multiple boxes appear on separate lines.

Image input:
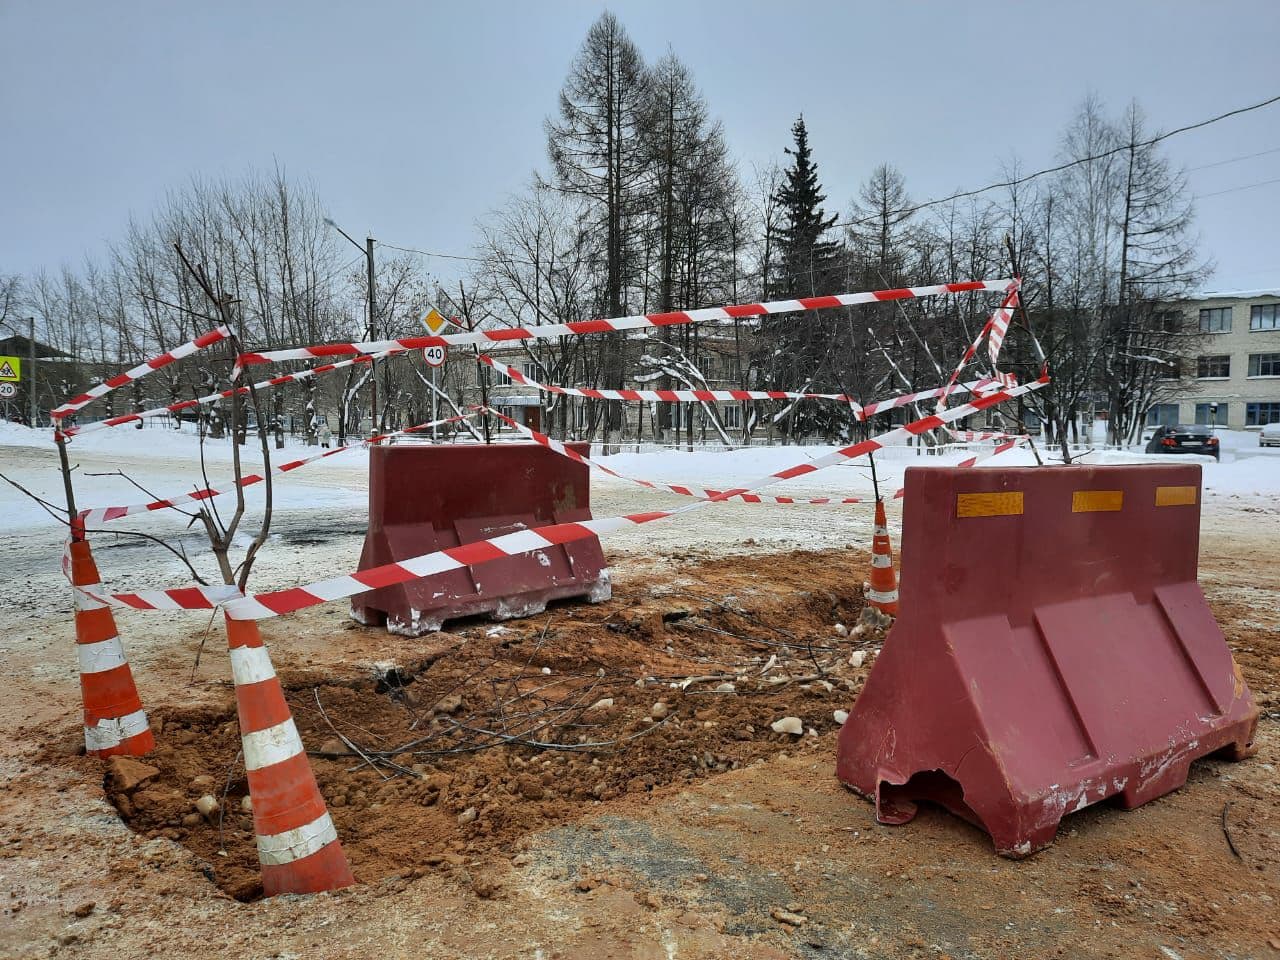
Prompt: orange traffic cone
<box><xmin>867</xmin><ymin>499</ymin><xmax>900</xmax><ymax>617</ymax></box>
<box><xmin>69</xmin><ymin>539</ymin><xmax>155</xmax><ymax>757</ymax></box>
<box><xmin>226</xmin><ymin>616</ymin><xmax>354</xmax><ymax>896</ymax></box>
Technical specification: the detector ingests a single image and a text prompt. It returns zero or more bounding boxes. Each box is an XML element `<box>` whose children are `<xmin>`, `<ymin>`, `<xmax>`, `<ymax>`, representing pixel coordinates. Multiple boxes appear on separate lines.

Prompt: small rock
<box><xmin>575</xmin><ymin>877</ymin><xmax>597</xmax><ymax>893</ymax></box>
<box><xmin>588</xmin><ymin>698</ymin><xmax>614</xmax><ymax>711</ymax></box>
<box><xmin>239</xmin><ymin>795</ymin><xmax>253</xmax><ymax>813</ymax></box>
<box><xmin>105</xmin><ymin>757</ymin><xmax>159</xmax><ymax>794</ymax></box>
<box><xmin>71</xmin><ymin>901</ymin><xmax>95</xmax><ymax>919</ymax></box>
<box><xmin>833</xmin><ymin>710</ymin><xmax>849</xmax><ymax>725</ymax></box>
<box><xmin>515</xmin><ymin>775</ymin><xmax>544</xmax><ymax>801</ymax></box>
<box><xmin>188</xmin><ymin>774</ymin><xmax>215</xmax><ymax>793</ymax></box>
<box><xmin>434</xmin><ymin>693</ymin><xmax>464</xmax><ymax>714</ymax></box>
<box><xmin>771</xmin><ymin>717</ymin><xmax>804</xmax><ymax>736</ymax></box>
<box><xmin>181</xmin><ymin>813</ymin><xmax>202</xmax><ymax>827</ymax></box>
<box><xmin>194</xmin><ymin>795</ymin><xmax>219</xmax><ymax>818</ymax></box>
<box><xmin>591</xmin><ymin>782</ymin><xmax>608</xmax><ymax>799</ymax></box>
<box><xmin>714</xmin><ymin>682</ymin><xmax>736</xmax><ymax>694</ymax></box>
<box><xmin>771</xmin><ymin>908</ymin><xmax>807</xmax><ymax>926</ymax></box>
<box><xmin>317</xmin><ymin>738</ymin><xmax>351</xmax><ymax>756</ymax></box>
<box><xmin>457</xmin><ymin>806</ymin><xmax>477</xmax><ymax>825</ymax></box>
<box><xmin>849</xmin><ymin>650</ymin><xmax>866</xmax><ymax>668</ymax></box>
<box><xmin>834</xmin><ymin>623</ymin><xmax>847</xmax><ymax>636</ymax></box>
<box><xmin>650</xmin><ymin>701</ymin><xmax>669</xmax><ymax>720</ymax></box>
<box><xmin>471</xmin><ymin>875</ymin><xmax>501</xmax><ymax>899</ymax></box>
<box><xmin>541</xmin><ymin>667</ymin><xmax>552</xmax><ymax>675</ymax></box>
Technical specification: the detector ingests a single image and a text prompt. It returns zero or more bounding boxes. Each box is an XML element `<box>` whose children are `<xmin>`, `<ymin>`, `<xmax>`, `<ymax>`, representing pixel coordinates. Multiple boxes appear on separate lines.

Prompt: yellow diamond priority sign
<box><xmin>420</xmin><ymin>308</ymin><xmax>450</xmax><ymax>335</ymax></box>
<box><xmin>0</xmin><ymin>356</ymin><xmax>21</xmax><ymax>383</ymax></box>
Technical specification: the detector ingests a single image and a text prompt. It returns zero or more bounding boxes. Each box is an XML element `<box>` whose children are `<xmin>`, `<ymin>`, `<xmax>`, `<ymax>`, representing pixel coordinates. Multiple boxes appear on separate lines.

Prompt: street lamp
<box><xmin>324</xmin><ymin>218</ymin><xmax>378</xmax><ymax>435</ymax></box>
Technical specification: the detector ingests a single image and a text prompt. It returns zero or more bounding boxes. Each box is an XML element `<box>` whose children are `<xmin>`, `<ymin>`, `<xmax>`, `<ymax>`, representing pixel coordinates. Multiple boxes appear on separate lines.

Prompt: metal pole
<box><xmin>431</xmin><ymin>366</ymin><xmax>438</xmax><ymax>441</ymax></box>
<box><xmin>366</xmin><ymin>236</ymin><xmax>377</xmax><ymax>437</ymax></box>
<box><xmin>28</xmin><ymin>317</ymin><xmax>37</xmax><ymax>427</ymax></box>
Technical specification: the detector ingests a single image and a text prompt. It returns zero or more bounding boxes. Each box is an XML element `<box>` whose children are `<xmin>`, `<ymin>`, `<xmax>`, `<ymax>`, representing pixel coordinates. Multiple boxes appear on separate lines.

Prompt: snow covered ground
<box><xmin>1</xmin><ymin>419</ymin><xmax>1277</xmax><ymax>621</ymax></box>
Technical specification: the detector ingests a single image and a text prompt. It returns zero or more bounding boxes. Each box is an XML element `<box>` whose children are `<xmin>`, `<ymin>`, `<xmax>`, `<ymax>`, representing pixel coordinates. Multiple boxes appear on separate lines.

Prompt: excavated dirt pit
<box><xmin>84</xmin><ymin>548</ymin><xmax>888</xmax><ymax>901</ymax></box>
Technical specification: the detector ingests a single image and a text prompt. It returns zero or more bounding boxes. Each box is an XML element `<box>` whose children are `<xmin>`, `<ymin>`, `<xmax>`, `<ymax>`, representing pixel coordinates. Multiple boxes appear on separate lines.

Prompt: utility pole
<box><xmin>366</xmin><ymin>236</ymin><xmax>378</xmax><ymax>436</ymax></box>
<box><xmin>324</xmin><ymin>218</ymin><xmax>378</xmax><ymax>437</ymax></box>
<box><xmin>28</xmin><ymin>317</ymin><xmax>37</xmax><ymax>427</ymax></box>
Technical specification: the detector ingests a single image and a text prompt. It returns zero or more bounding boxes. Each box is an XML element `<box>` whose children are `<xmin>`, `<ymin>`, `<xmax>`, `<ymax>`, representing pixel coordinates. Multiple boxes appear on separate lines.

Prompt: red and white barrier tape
<box><xmin>73</xmin><ymin>374</ymin><xmax>1047</xmax><ymax>618</ymax></box>
<box><xmin>76</xmin><ymin>414</ymin><xmax>474</xmax><ymax>527</ymax></box>
<box><xmin>64</xmin><ymin>349</ymin><xmax>396</xmax><ymax>438</ymax></box>
<box><xmin>482</xmin><ymin>407</ymin><xmax>865</xmax><ymax>505</ymax></box>
<box><xmin>52</xmin><ymin>326</ymin><xmax>231</xmax><ymax>422</ymax></box>
<box><xmin>478</xmin><ymin>354</ymin><xmax>993</xmax><ymax>420</ymax></box>
<box><xmin>234</xmin><ymin>279</ymin><xmax>1014</xmax><ymax>373</ymax></box>
<box><xmin>936</xmin><ymin>284</ymin><xmax>1020</xmax><ymax>414</ymax></box>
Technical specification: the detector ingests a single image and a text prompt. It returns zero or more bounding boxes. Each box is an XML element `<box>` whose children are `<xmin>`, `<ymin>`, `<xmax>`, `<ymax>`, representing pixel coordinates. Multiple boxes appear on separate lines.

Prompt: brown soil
<box><xmin>5</xmin><ymin>531</ymin><xmax>1278</xmax><ymax>959</ymax></box>
<box><xmin>57</xmin><ymin>549</ymin><xmax>884</xmax><ymax>903</ymax></box>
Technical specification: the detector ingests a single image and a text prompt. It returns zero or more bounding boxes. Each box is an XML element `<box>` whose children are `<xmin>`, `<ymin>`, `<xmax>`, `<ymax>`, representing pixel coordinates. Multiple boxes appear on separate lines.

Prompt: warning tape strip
<box><xmin>233</xmin><ymin>279</ymin><xmax>1014</xmax><ymax>373</ymax></box>
<box><xmin>72</xmin><ymin>374</ymin><xmax>1047</xmax><ymax>618</ymax></box>
<box><xmin>52</xmin><ymin>326</ymin><xmax>231</xmax><ymax>422</ymax></box>
<box><xmin>477</xmin><ymin>354</ymin><xmax>994</xmax><ymax>420</ymax></box>
<box><xmin>76</xmin><ymin>414</ymin><xmax>474</xmax><ymax>527</ymax></box>
<box><xmin>935</xmin><ymin>284</ymin><xmax>1019</xmax><ymax>415</ymax></box>
<box><xmin>63</xmin><ymin>349</ymin><xmax>397</xmax><ymax>439</ymax></box>
<box><xmin>482</xmin><ymin>407</ymin><xmax>865</xmax><ymax>505</ymax></box>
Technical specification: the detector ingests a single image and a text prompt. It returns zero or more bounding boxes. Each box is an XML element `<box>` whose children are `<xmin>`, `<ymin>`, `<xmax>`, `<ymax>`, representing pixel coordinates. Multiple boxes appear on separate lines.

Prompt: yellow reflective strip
<box><xmin>1072</xmin><ymin>490</ymin><xmax>1124</xmax><ymax>513</ymax></box>
<box><xmin>1155</xmin><ymin>485</ymin><xmax>1197</xmax><ymax>507</ymax></box>
<box><xmin>956</xmin><ymin>491</ymin><xmax>1024</xmax><ymax>518</ymax></box>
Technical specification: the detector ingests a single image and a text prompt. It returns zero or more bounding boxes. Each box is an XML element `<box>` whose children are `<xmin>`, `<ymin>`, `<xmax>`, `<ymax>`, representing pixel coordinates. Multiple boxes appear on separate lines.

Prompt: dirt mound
<box><xmin>87</xmin><ymin>548</ymin><xmax>885</xmax><ymax>901</ymax></box>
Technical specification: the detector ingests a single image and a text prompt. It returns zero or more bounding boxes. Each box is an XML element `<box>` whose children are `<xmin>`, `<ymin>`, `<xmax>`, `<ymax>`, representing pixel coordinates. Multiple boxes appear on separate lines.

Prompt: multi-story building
<box><xmin>1148</xmin><ymin>289</ymin><xmax>1280</xmax><ymax>430</ymax></box>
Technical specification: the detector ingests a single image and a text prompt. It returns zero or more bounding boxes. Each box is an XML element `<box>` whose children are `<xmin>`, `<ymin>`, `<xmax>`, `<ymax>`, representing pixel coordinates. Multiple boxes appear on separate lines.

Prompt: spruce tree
<box><xmin>770</xmin><ymin>116</ymin><xmax>842</xmax><ymax>299</ymax></box>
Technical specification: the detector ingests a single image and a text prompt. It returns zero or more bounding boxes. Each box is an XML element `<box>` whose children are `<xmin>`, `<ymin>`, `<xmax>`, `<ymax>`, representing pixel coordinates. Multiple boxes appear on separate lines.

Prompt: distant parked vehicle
<box><xmin>1144</xmin><ymin>424</ymin><xmax>1219</xmax><ymax>461</ymax></box>
<box><xmin>1260</xmin><ymin>422</ymin><xmax>1280</xmax><ymax>448</ymax></box>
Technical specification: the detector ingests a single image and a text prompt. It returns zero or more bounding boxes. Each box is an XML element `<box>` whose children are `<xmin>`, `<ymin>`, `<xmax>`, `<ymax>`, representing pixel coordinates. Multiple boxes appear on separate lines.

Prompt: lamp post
<box><xmin>324</xmin><ymin>218</ymin><xmax>378</xmax><ymax>435</ymax></box>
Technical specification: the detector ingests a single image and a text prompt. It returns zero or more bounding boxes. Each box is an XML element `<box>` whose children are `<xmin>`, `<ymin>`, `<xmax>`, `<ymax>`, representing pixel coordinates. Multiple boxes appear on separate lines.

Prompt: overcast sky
<box><xmin>3</xmin><ymin>1</ymin><xmax>1278</xmax><ymax>297</ymax></box>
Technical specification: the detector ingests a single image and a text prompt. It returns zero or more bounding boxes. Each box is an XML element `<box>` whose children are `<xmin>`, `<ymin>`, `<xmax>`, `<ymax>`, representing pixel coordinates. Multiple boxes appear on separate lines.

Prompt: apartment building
<box><xmin>1148</xmin><ymin>289</ymin><xmax>1280</xmax><ymax>430</ymax></box>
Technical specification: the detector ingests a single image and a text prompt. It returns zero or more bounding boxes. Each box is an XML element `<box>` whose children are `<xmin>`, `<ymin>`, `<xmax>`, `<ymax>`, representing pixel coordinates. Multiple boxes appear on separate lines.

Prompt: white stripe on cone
<box><xmin>229</xmin><ymin>645</ymin><xmax>277</xmax><ymax>686</ymax></box>
<box><xmin>84</xmin><ymin>709</ymin><xmax>150</xmax><ymax>752</ymax></box>
<box><xmin>256</xmin><ymin>812</ymin><xmax>340</xmax><ymax>866</ymax></box>
<box><xmin>77</xmin><ymin>636</ymin><xmax>128</xmax><ymax>674</ymax></box>
<box><xmin>871</xmin><ymin>554</ymin><xmax>894</xmax><ymax>569</ymax></box>
<box><xmin>866</xmin><ymin>589</ymin><xmax>900</xmax><ymax>604</ymax></box>
<box><xmin>242</xmin><ymin>717</ymin><xmax>306</xmax><ymax>772</ymax></box>
<box><xmin>73</xmin><ymin>582</ymin><xmax>107</xmax><ymax>611</ymax></box>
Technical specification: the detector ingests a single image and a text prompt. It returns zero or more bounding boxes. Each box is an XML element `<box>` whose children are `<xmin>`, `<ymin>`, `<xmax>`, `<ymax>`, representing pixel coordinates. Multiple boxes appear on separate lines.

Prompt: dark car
<box><xmin>1144</xmin><ymin>424</ymin><xmax>1220</xmax><ymax>460</ymax></box>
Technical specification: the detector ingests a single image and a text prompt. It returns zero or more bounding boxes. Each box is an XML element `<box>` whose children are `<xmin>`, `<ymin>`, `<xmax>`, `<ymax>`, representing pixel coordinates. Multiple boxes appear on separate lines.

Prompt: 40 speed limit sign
<box><xmin>422</xmin><ymin>344</ymin><xmax>447</xmax><ymax>367</ymax></box>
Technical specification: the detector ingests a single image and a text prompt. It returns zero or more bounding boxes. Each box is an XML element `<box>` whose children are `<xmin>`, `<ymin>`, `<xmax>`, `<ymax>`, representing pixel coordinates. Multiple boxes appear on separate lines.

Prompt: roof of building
<box><xmin>1191</xmin><ymin>287</ymin><xmax>1280</xmax><ymax>300</ymax></box>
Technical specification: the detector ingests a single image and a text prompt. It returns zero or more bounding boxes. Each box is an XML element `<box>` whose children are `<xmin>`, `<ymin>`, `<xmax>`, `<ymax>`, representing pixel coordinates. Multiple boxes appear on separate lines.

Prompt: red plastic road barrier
<box><xmin>351</xmin><ymin>443</ymin><xmax>610</xmax><ymax>634</ymax></box>
<box><xmin>836</xmin><ymin>463</ymin><xmax>1258</xmax><ymax>857</ymax></box>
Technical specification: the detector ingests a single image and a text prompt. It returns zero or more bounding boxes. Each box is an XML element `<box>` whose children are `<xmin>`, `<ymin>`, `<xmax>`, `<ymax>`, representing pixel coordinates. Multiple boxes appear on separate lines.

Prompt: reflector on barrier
<box><xmin>350</xmin><ymin>443</ymin><xmax>610</xmax><ymax>635</ymax></box>
<box><xmin>835</xmin><ymin>463</ymin><xmax>1257</xmax><ymax>857</ymax></box>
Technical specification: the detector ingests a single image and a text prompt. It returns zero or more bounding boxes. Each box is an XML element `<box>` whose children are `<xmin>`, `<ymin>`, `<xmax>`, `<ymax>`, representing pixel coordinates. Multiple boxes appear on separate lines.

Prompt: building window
<box><xmin>1246</xmin><ymin>402</ymin><xmax>1280</xmax><ymax>426</ymax></box>
<box><xmin>1198</xmin><ymin>307</ymin><xmax>1232</xmax><ymax>333</ymax></box>
<box><xmin>1156</xmin><ymin>359</ymin><xmax>1181</xmax><ymax>380</ymax></box>
<box><xmin>1146</xmin><ymin>403</ymin><xmax>1179</xmax><ymax>427</ymax></box>
<box><xmin>492</xmin><ymin>366</ymin><xmax>511</xmax><ymax>385</ymax></box>
<box><xmin>1196</xmin><ymin>355</ymin><xmax>1230</xmax><ymax>378</ymax></box>
<box><xmin>521</xmin><ymin>361</ymin><xmax>538</xmax><ymax>380</ymax></box>
<box><xmin>722</xmin><ymin>404</ymin><xmax>742</xmax><ymax>430</ymax></box>
<box><xmin>1251</xmin><ymin>303</ymin><xmax>1280</xmax><ymax>331</ymax></box>
<box><xmin>1248</xmin><ymin>352</ymin><xmax>1280</xmax><ymax>377</ymax></box>
<box><xmin>1157</xmin><ymin>311</ymin><xmax>1181</xmax><ymax>333</ymax></box>
<box><xmin>1194</xmin><ymin>402</ymin><xmax>1228</xmax><ymax>426</ymax></box>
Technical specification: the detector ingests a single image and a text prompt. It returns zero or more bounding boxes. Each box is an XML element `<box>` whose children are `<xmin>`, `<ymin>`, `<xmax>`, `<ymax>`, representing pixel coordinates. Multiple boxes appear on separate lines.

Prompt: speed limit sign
<box><xmin>423</xmin><ymin>344</ymin><xmax>447</xmax><ymax>368</ymax></box>
<box><xmin>0</xmin><ymin>382</ymin><xmax>16</xmax><ymax>399</ymax></box>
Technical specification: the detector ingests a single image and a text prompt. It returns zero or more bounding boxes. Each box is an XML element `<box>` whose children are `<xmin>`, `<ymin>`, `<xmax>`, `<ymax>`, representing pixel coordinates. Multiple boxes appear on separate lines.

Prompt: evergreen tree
<box><xmin>770</xmin><ymin>116</ymin><xmax>842</xmax><ymax>299</ymax></box>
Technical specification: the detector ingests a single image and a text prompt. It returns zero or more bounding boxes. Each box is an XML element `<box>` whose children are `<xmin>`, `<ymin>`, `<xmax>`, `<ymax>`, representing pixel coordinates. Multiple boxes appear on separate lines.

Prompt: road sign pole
<box><xmin>431</xmin><ymin>367</ymin><xmax>439</xmax><ymax>441</ymax></box>
<box><xmin>28</xmin><ymin>317</ymin><xmax>36</xmax><ymax>427</ymax></box>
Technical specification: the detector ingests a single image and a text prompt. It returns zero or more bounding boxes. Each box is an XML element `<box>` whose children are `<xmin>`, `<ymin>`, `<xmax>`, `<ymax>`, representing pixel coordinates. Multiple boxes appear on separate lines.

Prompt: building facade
<box><xmin>1148</xmin><ymin>290</ymin><xmax>1280</xmax><ymax>430</ymax></box>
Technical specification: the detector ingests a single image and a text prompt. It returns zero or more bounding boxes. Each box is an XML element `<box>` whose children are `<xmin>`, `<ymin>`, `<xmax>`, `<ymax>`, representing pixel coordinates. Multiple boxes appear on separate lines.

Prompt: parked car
<box><xmin>1144</xmin><ymin>424</ymin><xmax>1219</xmax><ymax>461</ymax></box>
<box><xmin>1260</xmin><ymin>422</ymin><xmax>1280</xmax><ymax>448</ymax></box>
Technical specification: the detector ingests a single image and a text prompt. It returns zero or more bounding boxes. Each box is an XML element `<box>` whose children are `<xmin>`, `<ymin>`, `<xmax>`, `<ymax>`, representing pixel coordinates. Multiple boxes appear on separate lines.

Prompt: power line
<box><xmin>834</xmin><ymin>91</ymin><xmax>1280</xmax><ymax>230</ymax></box>
<box><xmin>378</xmin><ymin>241</ymin><xmax>499</xmax><ymax>266</ymax></box>
<box><xmin>1187</xmin><ymin>144</ymin><xmax>1280</xmax><ymax>172</ymax></box>
<box><xmin>1196</xmin><ymin>176</ymin><xmax>1280</xmax><ymax>200</ymax></box>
